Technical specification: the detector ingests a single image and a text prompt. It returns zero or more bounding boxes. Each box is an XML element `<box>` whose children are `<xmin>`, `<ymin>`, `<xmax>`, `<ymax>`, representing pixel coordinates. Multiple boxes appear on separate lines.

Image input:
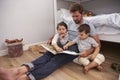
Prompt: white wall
<box><xmin>81</xmin><ymin>0</ymin><xmax>120</xmax><ymax>15</ymax></box>
<box><xmin>0</xmin><ymin>0</ymin><xmax>54</xmax><ymax>50</ymax></box>
<box><xmin>57</xmin><ymin>0</ymin><xmax>73</xmax><ymax>10</ymax></box>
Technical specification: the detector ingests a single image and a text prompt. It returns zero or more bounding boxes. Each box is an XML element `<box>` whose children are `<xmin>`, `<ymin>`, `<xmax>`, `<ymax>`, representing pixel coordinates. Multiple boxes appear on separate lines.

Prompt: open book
<box><xmin>40</xmin><ymin>43</ymin><xmax>79</xmax><ymax>55</ymax></box>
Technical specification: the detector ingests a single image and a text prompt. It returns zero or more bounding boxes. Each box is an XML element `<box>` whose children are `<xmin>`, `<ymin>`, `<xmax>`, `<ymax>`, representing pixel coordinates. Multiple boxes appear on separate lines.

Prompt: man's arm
<box><xmin>46</xmin><ymin>35</ymin><xmax>54</xmax><ymax>45</ymax></box>
<box><xmin>90</xmin><ymin>46</ymin><xmax>100</xmax><ymax>60</ymax></box>
<box><xmin>92</xmin><ymin>34</ymin><xmax>101</xmax><ymax>47</ymax></box>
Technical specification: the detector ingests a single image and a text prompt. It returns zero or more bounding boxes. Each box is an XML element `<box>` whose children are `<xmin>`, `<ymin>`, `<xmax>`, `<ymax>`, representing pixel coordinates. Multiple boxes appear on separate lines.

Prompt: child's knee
<box><xmin>94</xmin><ymin>54</ymin><xmax>105</xmax><ymax>65</ymax></box>
<box><xmin>79</xmin><ymin>58</ymin><xmax>90</xmax><ymax>66</ymax></box>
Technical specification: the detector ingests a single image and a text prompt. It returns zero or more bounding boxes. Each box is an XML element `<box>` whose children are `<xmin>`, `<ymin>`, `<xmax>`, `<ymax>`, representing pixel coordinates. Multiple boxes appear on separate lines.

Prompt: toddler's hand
<box><xmin>56</xmin><ymin>47</ymin><xmax>63</xmax><ymax>52</ymax></box>
<box><xmin>46</xmin><ymin>39</ymin><xmax>52</xmax><ymax>45</ymax></box>
<box><xmin>79</xmin><ymin>51</ymin><xmax>87</xmax><ymax>57</ymax></box>
<box><xmin>63</xmin><ymin>45</ymin><xmax>68</xmax><ymax>50</ymax></box>
<box><xmin>59</xmin><ymin>34</ymin><xmax>65</xmax><ymax>40</ymax></box>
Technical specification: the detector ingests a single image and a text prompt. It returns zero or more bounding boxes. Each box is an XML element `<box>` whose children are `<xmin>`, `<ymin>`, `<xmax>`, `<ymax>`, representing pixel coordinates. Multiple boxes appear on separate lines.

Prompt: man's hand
<box><xmin>46</xmin><ymin>36</ymin><xmax>54</xmax><ymax>45</ymax></box>
<box><xmin>46</xmin><ymin>39</ymin><xmax>52</xmax><ymax>45</ymax></box>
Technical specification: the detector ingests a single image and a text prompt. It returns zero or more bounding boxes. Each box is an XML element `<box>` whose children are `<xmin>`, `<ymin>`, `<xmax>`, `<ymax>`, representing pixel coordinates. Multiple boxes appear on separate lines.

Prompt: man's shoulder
<box><xmin>83</xmin><ymin>17</ymin><xmax>89</xmax><ymax>23</ymax></box>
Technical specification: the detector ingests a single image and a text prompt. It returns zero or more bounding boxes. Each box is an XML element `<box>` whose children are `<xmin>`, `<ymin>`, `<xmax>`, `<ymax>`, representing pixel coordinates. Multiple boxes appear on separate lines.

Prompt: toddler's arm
<box><xmin>52</xmin><ymin>44</ymin><xmax>63</xmax><ymax>52</ymax></box>
<box><xmin>63</xmin><ymin>41</ymin><xmax>75</xmax><ymax>50</ymax></box>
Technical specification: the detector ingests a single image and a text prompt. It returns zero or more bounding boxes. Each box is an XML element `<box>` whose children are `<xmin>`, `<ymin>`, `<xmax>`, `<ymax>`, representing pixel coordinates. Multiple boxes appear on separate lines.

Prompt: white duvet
<box><xmin>84</xmin><ymin>13</ymin><xmax>120</xmax><ymax>34</ymax></box>
<box><xmin>57</xmin><ymin>8</ymin><xmax>120</xmax><ymax>35</ymax></box>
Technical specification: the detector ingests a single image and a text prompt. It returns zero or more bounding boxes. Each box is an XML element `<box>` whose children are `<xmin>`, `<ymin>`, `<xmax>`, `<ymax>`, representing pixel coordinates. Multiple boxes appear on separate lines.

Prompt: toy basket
<box><xmin>7</xmin><ymin>42</ymin><xmax>23</xmax><ymax>57</ymax></box>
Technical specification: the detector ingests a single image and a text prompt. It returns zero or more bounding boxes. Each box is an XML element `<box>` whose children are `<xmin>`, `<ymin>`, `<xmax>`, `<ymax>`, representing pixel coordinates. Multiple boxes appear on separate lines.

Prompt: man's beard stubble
<box><xmin>74</xmin><ymin>16</ymin><xmax>83</xmax><ymax>24</ymax></box>
<box><xmin>74</xmin><ymin>20</ymin><xmax>81</xmax><ymax>24</ymax></box>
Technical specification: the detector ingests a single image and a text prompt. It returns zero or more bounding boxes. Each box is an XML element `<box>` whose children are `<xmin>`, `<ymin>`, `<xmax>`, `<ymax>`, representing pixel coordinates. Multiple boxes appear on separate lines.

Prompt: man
<box><xmin>64</xmin><ymin>3</ymin><xmax>101</xmax><ymax>55</ymax></box>
<box><xmin>0</xmin><ymin>3</ymin><xmax>100</xmax><ymax>80</ymax></box>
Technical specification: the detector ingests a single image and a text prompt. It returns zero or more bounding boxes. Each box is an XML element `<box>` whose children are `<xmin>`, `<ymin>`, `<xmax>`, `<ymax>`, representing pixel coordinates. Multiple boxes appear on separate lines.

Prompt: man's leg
<box><xmin>17</xmin><ymin>74</ymin><xmax>29</xmax><ymax>80</ymax></box>
<box><xmin>29</xmin><ymin>44</ymin><xmax>79</xmax><ymax>79</ymax></box>
<box><xmin>22</xmin><ymin>51</ymin><xmax>54</xmax><ymax>71</ymax></box>
<box><xmin>67</xmin><ymin>44</ymin><xmax>79</xmax><ymax>53</ymax></box>
<box><xmin>17</xmin><ymin>44</ymin><xmax>79</xmax><ymax>80</ymax></box>
<box><xmin>18</xmin><ymin>44</ymin><xmax>79</xmax><ymax>80</ymax></box>
<box><xmin>0</xmin><ymin>51</ymin><xmax>54</xmax><ymax>80</ymax></box>
<box><xmin>25</xmin><ymin>53</ymin><xmax>78</xmax><ymax>80</ymax></box>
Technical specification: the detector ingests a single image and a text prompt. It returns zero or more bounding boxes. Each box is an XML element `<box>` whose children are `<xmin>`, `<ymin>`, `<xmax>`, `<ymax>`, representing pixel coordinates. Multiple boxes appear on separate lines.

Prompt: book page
<box><xmin>40</xmin><ymin>43</ymin><xmax>79</xmax><ymax>55</ymax></box>
<box><xmin>40</xmin><ymin>43</ymin><xmax>57</xmax><ymax>55</ymax></box>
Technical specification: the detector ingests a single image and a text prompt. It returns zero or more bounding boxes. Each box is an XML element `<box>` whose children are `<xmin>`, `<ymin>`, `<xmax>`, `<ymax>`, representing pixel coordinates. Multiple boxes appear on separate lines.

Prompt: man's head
<box><xmin>70</xmin><ymin>3</ymin><xmax>83</xmax><ymax>24</ymax></box>
<box><xmin>77</xmin><ymin>24</ymin><xmax>90</xmax><ymax>39</ymax></box>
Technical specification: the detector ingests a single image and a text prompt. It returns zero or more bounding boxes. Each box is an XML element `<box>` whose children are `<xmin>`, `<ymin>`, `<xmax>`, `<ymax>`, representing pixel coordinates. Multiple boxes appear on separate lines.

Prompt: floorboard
<box><xmin>0</xmin><ymin>41</ymin><xmax>119</xmax><ymax>80</ymax></box>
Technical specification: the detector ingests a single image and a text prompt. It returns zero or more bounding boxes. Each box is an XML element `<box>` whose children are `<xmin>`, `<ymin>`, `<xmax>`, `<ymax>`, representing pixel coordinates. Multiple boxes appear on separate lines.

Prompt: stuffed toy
<box><xmin>5</xmin><ymin>38</ymin><xmax>23</xmax><ymax>44</ymax></box>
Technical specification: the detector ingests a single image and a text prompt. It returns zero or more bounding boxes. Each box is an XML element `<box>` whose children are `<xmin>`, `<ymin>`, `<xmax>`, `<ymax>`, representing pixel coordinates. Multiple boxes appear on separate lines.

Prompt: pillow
<box><xmin>57</xmin><ymin>8</ymin><xmax>72</xmax><ymax>23</ymax></box>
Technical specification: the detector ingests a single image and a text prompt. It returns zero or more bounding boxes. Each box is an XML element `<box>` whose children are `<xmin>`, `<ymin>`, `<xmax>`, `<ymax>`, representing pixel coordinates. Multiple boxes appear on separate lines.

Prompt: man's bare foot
<box><xmin>10</xmin><ymin>67</ymin><xmax>20</xmax><ymax>74</ymax></box>
<box><xmin>10</xmin><ymin>66</ymin><xmax>29</xmax><ymax>75</ymax></box>
<box><xmin>17</xmin><ymin>74</ymin><xmax>29</xmax><ymax>80</ymax></box>
<box><xmin>0</xmin><ymin>67</ymin><xmax>19</xmax><ymax>80</ymax></box>
<box><xmin>97</xmin><ymin>65</ymin><xmax>103</xmax><ymax>72</ymax></box>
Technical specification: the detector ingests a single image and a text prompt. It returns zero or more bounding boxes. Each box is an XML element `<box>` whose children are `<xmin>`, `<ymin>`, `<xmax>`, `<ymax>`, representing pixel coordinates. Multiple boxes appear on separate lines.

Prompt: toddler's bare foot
<box><xmin>0</xmin><ymin>67</ymin><xmax>19</xmax><ymax>80</ymax></box>
<box><xmin>97</xmin><ymin>65</ymin><xmax>103</xmax><ymax>72</ymax></box>
<box><xmin>84</xmin><ymin>67</ymin><xmax>89</xmax><ymax>74</ymax></box>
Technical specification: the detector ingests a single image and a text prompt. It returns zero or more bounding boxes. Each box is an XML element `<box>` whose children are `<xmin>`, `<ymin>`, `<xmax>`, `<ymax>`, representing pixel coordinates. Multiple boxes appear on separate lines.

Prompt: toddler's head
<box><xmin>57</xmin><ymin>22</ymin><xmax>68</xmax><ymax>37</ymax></box>
<box><xmin>77</xmin><ymin>24</ymin><xmax>90</xmax><ymax>39</ymax></box>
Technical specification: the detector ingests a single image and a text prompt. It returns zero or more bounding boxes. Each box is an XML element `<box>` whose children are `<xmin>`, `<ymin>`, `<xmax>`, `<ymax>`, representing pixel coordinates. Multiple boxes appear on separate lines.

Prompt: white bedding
<box><xmin>57</xmin><ymin>8</ymin><xmax>120</xmax><ymax>35</ymax></box>
<box><xmin>84</xmin><ymin>13</ymin><xmax>120</xmax><ymax>34</ymax></box>
<box><xmin>57</xmin><ymin>8</ymin><xmax>120</xmax><ymax>43</ymax></box>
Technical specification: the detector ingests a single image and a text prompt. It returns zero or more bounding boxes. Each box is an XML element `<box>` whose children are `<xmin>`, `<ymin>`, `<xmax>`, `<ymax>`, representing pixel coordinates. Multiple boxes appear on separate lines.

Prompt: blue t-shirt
<box><xmin>60</xmin><ymin>14</ymin><xmax>97</xmax><ymax>41</ymax></box>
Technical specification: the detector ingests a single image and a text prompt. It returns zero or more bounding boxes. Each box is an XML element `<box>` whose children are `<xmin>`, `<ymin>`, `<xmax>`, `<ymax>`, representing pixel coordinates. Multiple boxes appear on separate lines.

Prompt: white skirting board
<box><xmin>0</xmin><ymin>49</ymin><xmax>8</xmax><ymax>56</ymax></box>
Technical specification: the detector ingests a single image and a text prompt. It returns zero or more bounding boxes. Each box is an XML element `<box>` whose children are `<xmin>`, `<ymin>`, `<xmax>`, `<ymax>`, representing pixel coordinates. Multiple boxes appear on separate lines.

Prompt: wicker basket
<box><xmin>7</xmin><ymin>42</ymin><xmax>23</xmax><ymax>57</ymax></box>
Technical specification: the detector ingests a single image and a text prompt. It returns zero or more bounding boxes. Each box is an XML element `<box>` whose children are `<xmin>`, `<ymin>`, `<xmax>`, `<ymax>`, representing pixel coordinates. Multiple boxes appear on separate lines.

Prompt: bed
<box><xmin>57</xmin><ymin>8</ymin><xmax>120</xmax><ymax>43</ymax></box>
<box><xmin>98</xmin><ymin>34</ymin><xmax>120</xmax><ymax>43</ymax></box>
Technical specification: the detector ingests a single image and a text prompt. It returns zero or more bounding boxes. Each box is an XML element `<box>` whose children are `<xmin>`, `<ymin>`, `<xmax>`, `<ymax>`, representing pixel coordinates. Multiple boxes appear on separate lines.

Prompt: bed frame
<box><xmin>99</xmin><ymin>34</ymin><xmax>120</xmax><ymax>43</ymax></box>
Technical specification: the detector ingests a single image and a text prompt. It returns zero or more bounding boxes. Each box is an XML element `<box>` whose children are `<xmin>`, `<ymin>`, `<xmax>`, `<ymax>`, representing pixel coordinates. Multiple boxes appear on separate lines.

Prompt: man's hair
<box><xmin>57</xmin><ymin>22</ymin><xmax>68</xmax><ymax>30</ymax></box>
<box><xmin>78</xmin><ymin>24</ymin><xmax>90</xmax><ymax>34</ymax></box>
<box><xmin>70</xmin><ymin>3</ymin><xmax>83</xmax><ymax>14</ymax></box>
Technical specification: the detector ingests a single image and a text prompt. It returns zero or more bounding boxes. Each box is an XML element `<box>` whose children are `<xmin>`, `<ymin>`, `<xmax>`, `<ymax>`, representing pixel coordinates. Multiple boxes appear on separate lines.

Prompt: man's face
<box><xmin>71</xmin><ymin>11</ymin><xmax>82</xmax><ymax>24</ymax></box>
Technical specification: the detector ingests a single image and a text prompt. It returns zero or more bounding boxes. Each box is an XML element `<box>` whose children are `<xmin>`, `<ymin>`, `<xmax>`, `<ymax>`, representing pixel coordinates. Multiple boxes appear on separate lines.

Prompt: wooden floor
<box><xmin>0</xmin><ymin>41</ymin><xmax>120</xmax><ymax>80</ymax></box>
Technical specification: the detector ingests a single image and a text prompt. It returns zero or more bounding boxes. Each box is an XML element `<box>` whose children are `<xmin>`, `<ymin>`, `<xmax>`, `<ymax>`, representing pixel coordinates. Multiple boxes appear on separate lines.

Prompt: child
<box><xmin>52</xmin><ymin>21</ymin><xmax>69</xmax><ymax>52</ymax></box>
<box><xmin>63</xmin><ymin>24</ymin><xmax>105</xmax><ymax>74</ymax></box>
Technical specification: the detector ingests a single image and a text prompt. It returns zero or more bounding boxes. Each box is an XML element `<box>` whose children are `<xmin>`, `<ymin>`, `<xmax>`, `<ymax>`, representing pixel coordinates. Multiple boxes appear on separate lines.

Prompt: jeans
<box><xmin>24</xmin><ymin>44</ymin><xmax>79</xmax><ymax>80</ymax></box>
